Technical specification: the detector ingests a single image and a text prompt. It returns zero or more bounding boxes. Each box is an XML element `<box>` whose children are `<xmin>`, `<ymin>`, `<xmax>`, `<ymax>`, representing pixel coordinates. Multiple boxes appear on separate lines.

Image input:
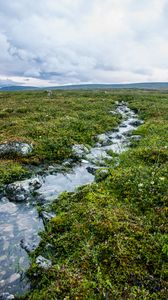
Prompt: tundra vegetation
<box><xmin>0</xmin><ymin>90</ymin><xmax>167</xmax><ymax>299</ymax></box>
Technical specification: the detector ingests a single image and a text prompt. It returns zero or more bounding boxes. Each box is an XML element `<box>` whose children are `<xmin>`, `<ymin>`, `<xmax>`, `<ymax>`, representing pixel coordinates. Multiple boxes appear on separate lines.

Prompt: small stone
<box><xmin>86</xmin><ymin>166</ymin><xmax>98</xmax><ymax>175</ymax></box>
<box><xmin>72</xmin><ymin>144</ymin><xmax>89</xmax><ymax>159</ymax></box>
<box><xmin>0</xmin><ymin>293</ymin><xmax>15</xmax><ymax>300</ymax></box>
<box><xmin>20</xmin><ymin>238</ymin><xmax>39</xmax><ymax>253</ymax></box>
<box><xmin>129</xmin><ymin>119</ymin><xmax>143</xmax><ymax>126</ymax></box>
<box><xmin>36</xmin><ymin>255</ymin><xmax>52</xmax><ymax>269</ymax></box>
<box><xmin>29</xmin><ymin>178</ymin><xmax>42</xmax><ymax>190</ymax></box>
<box><xmin>15</xmin><ymin>194</ymin><xmax>27</xmax><ymax>202</ymax></box>
<box><xmin>120</xmin><ymin>123</ymin><xmax>127</xmax><ymax>128</ymax></box>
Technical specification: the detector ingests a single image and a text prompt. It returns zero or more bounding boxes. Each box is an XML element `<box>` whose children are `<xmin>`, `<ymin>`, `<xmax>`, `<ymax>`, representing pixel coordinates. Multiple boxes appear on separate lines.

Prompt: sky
<box><xmin>0</xmin><ymin>0</ymin><xmax>168</xmax><ymax>87</ymax></box>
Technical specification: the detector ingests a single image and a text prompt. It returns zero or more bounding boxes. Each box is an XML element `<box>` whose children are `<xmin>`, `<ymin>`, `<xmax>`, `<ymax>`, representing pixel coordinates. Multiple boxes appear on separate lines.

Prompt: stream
<box><xmin>0</xmin><ymin>103</ymin><xmax>143</xmax><ymax>298</ymax></box>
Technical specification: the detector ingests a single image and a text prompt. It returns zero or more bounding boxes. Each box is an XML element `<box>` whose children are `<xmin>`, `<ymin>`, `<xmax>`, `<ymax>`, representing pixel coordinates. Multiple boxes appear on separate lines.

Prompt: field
<box><xmin>0</xmin><ymin>90</ymin><xmax>167</xmax><ymax>299</ymax></box>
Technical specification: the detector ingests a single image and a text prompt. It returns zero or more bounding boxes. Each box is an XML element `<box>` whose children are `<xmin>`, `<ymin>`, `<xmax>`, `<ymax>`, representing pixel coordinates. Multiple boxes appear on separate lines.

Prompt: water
<box><xmin>0</xmin><ymin>103</ymin><xmax>143</xmax><ymax>296</ymax></box>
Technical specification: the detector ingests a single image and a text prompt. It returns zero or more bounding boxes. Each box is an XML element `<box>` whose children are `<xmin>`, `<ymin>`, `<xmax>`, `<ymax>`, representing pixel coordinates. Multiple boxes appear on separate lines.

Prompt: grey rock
<box><xmin>86</xmin><ymin>166</ymin><xmax>98</xmax><ymax>175</ymax></box>
<box><xmin>29</xmin><ymin>178</ymin><xmax>42</xmax><ymax>190</ymax></box>
<box><xmin>0</xmin><ymin>142</ymin><xmax>32</xmax><ymax>157</ymax></box>
<box><xmin>20</xmin><ymin>237</ymin><xmax>40</xmax><ymax>253</ymax></box>
<box><xmin>96</xmin><ymin>134</ymin><xmax>111</xmax><ymax>146</ymax></box>
<box><xmin>36</xmin><ymin>255</ymin><xmax>52</xmax><ymax>269</ymax></box>
<box><xmin>115</xmin><ymin>134</ymin><xmax>123</xmax><ymax>140</ymax></box>
<box><xmin>0</xmin><ymin>293</ymin><xmax>15</xmax><ymax>300</ymax></box>
<box><xmin>72</xmin><ymin>144</ymin><xmax>89</xmax><ymax>159</ymax></box>
<box><xmin>94</xmin><ymin>142</ymin><xmax>101</xmax><ymax>147</ymax></box>
<box><xmin>120</xmin><ymin>123</ymin><xmax>128</xmax><ymax>128</ymax></box>
<box><xmin>5</xmin><ymin>177</ymin><xmax>42</xmax><ymax>202</ymax></box>
<box><xmin>5</xmin><ymin>182</ymin><xmax>30</xmax><ymax>202</ymax></box>
<box><xmin>129</xmin><ymin>119</ymin><xmax>143</xmax><ymax>126</ymax></box>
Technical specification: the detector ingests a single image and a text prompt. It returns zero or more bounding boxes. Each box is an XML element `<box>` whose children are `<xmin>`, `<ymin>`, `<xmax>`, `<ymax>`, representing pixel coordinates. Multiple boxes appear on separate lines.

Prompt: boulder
<box><xmin>5</xmin><ymin>177</ymin><xmax>42</xmax><ymax>202</ymax></box>
<box><xmin>5</xmin><ymin>182</ymin><xmax>30</xmax><ymax>202</ymax></box>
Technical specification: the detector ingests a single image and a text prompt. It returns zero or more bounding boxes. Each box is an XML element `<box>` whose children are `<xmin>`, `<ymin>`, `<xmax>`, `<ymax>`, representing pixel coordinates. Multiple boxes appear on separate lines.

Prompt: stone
<box><xmin>129</xmin><ymin>119</ymin><xmax>144</xmax><ymax>126</ymax></box>
<box><xmin>0</xmin><ymin>142</ymin><xmax>32</xmax><ymax>157</ymax></box>
<box><xmin>86</xmin><ymin>166</ymin><xmax>98</xmax><ymax>175</ymax></box>
<box><xmin>72</xmin><ymin>144</ymin><xmax>89</xmax><ymax>159</ymax></box>
<box><xmin>36</xmin><ymin>255</ymin><xmax>52</xmax><ymax>269</ymax></box>
<box><xmin>96</xmin><ymin>134</ymin><xmax>111</xmax><ymax>146</ymax></box>
<box><xmin>120</xmin><ymin>123</ymin><xmax>128</xmax><ymax>128</ymax></box>
<box><xmin>29</xmin><ymin>178</ymin><xmax>42</xmax><ymax>190</ymax></box>
<box><xmin>5</xmin><ymin>182</ymin><xmax>30</xmax><ymax>202</ymax></box>
<box><xmin>5</xmin><ymin>177</ymin><xmax>42</xmax><ymax>202</ymax></box>
<box><xmin>0</xmin><ymin>293</ymin><xmax>15</xmax><ymax>300</ymax></box>
<box><xmin>115</xmin><ymin>134</ymin><xmax>123</xmax><ymax>140</ymax></box>
<box><xmin>20</xmin><ymin>239</ymin><xmax>36</xmax><ymax>253</ymax></box>
<box><xmin>20</xmin><ymin>237</ymin><xmax>40</xmax><ymax>253</ymax></box>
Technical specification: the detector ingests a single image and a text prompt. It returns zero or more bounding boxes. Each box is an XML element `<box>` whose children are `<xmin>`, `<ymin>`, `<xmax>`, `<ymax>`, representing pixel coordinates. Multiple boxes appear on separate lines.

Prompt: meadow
<box><xmin>0</xmin><ymin>90</ymin><xmax>167</xmax><ymax>299</ymax></box>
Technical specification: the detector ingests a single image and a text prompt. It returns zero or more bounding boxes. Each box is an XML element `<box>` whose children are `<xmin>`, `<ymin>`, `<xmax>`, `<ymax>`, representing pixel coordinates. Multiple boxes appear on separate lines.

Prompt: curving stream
<box><xmin>0</xmin><ymin>103</ymin><xmax>143</xmax><ymax>297</ymax></box>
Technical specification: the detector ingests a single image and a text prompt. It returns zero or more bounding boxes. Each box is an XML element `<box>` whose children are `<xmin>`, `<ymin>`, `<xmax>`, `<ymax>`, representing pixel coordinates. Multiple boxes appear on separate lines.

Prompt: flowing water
<box><xmin>0</xmin><ymin>103</ymin><xmax>143</xmax><ymax>297</ymax></box>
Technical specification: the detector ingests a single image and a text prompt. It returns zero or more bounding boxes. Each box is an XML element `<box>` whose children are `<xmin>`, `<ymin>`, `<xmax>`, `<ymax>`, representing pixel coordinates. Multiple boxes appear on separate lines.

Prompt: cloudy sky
<box><xmin>0</xmin><ymin>0</ymin><xmax>168</xmax><ymax>86</ymax></box>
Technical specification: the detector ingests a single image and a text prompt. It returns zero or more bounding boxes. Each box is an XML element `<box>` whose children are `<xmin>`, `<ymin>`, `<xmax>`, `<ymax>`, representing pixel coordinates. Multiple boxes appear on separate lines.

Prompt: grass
<box><xmin>0</xmin><ymin>89</ymin><xmax>167</xmax><ymax>299</ymax></box>
<box><xmin>0</xmin><ymin>90</ymin><xmax>120</xmax><ymax>185</ymax></box>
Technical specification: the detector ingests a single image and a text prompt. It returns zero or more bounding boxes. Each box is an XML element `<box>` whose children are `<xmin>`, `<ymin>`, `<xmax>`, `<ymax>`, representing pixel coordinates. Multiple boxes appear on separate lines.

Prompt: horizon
<box><xmin>1</xmin><ymin>81</ymin><xmax>168</xmax><ymax>90</ymax></box>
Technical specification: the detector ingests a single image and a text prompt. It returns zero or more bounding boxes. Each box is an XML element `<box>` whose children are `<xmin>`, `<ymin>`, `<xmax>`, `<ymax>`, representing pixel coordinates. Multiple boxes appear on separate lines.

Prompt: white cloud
<box><xmin>0</xmin><ymin>0</ymin><xmax>168</xmax><ymax>86</ymax></box>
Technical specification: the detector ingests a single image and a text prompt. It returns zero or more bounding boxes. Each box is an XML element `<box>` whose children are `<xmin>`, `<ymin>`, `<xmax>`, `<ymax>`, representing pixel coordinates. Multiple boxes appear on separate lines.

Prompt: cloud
<box><xmin>0</xmin><ymin>0</ymin><xmax>168</xmax><ymax>86</ymax></box>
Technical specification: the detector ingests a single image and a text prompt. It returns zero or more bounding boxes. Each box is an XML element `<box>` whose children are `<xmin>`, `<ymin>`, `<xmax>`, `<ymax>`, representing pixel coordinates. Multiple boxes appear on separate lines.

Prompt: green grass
<box><xmin>0</xmin><ymin>90</ymin><xmax>120</xmax><ymax>185</ymax></box>
<box><xmin>0</xmin><ymin>90</ymin><xmax>167</xmax><ymax>299</ymax></box>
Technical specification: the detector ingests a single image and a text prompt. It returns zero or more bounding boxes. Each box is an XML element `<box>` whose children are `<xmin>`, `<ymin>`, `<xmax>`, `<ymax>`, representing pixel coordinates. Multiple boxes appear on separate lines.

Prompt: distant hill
<box><xmin>0</xmin><ymin>86</ymin><xmax>38</xmax><ymax>91</ymax></box>
<box><xmin>1</xmin><ymin>82</ymin><xmax>168</xmax><ymax>91</ymax></box>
